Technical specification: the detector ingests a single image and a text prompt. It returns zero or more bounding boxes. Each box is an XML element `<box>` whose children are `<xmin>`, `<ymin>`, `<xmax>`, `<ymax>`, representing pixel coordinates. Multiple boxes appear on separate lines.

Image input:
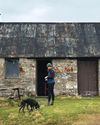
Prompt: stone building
<box><xmin>0</xmin><ymin>23</ymin><xmax>100</xmax><ymax>97</ymax></box>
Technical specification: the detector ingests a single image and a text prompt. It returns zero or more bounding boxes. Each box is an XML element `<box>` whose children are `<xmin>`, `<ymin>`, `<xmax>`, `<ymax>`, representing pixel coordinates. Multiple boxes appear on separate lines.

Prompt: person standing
<box><xmin>45</xmin><ymin>63</ymin><xmax>55</xmax><ymax>106</ymax></box>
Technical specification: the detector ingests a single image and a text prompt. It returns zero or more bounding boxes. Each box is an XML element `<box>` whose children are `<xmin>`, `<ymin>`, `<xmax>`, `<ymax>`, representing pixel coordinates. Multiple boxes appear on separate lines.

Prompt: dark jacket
<box><xmin>47</xmin><ymin>69</ymin><xmax>55</xmax><ymax>84</ymax></box>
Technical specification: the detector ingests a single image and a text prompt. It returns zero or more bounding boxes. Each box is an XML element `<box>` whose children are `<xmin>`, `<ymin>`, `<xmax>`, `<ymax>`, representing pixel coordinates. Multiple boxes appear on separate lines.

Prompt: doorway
<box><xmin>78</xmin><ymin>58</ymin><xmax>98</xmax><ymax>96</ymax></box>
<box><xmin>36</xmin><ymin>59</ymin><xmax>52</xmax><ymax>96</ymax></box>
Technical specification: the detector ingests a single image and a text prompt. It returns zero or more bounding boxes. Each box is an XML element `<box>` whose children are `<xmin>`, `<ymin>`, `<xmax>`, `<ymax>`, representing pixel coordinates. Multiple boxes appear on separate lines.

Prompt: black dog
<box><xmin>19</xmin><ymin>98</ymin><xmax>40</xmax><ymax>112</ymax></box>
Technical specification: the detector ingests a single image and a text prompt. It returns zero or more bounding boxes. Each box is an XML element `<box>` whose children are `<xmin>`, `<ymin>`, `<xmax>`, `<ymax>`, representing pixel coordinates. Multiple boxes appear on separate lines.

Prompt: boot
<box><xmin>51</xmin><ymin>101</ymin><xmax>54</xmax><ymax>105</ymax></box>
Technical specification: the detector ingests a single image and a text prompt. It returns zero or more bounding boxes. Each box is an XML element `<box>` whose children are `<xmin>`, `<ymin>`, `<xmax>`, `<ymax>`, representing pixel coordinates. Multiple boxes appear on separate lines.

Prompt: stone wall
<box><xmin>98</xmin><ymin>59</ymin><xmax>100</xmax><ymax>95</ymax></box>
<box><xmin>19</xmin><ymin>58</ymin><xmax>36</xmax><ymax>95</ymax></box>
<box><xmin>53</xmin><ymin>59</ymin><xmax>78</xmax><ymax>95</ymax></box>
<box><xmin>0</xmin><ymin>58</ymin><xmax>36</xmax><ymax>97</ymax></box>
<box><xmin>0</xmin><ymin>58</ymin><xmax>5</xmax><ymax>90</ymax></box>
<box><xmin>0</xmin><ymin>58</ymin><xmax>78</xmax><ymax>96</ymax></box>
<box><xmin>1</xmin><ymin>57</ymin><xmax>99</xmax><ymax>97</ymax></box>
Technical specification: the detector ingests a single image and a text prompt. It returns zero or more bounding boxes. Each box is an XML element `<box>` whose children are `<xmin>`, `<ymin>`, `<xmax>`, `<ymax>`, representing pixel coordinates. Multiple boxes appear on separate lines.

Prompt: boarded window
<box><xmin>5</xmin><ymin>58</ymin><xmax>19</xmax><ymax>78</ymax></box>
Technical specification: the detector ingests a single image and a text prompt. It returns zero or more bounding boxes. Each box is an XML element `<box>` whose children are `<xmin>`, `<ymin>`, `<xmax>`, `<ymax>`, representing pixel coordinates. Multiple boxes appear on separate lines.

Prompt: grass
<box><xmin>0</xmin><ymin>96</ymin><xmax>100</xmax><ymax>125</ymax></box>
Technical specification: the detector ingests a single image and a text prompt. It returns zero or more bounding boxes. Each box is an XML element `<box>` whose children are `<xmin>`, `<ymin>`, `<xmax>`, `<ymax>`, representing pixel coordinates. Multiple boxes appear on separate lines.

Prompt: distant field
<box><xmin>0</xmin><ymin>96</ymin><xmax>100</xmax><ymax>125</ymax></box>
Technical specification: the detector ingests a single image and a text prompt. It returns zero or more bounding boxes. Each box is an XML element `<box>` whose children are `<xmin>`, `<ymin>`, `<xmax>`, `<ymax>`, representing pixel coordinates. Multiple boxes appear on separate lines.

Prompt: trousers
<box><xmin>48</xmin><ymin>83</ymin><xmax>55</xmax><ymax>103</ymax></box>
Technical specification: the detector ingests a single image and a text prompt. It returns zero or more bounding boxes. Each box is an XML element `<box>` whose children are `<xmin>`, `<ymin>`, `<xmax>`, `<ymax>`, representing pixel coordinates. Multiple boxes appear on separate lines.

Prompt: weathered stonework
<box><xmin>19</xmin><ymin>58</ymin><xmax>36</xmax><ymax>95</ymax></box>
<box><xmin>53</xmin><ymin>59</ymin><xmax>78</xmax><ymax>96</ymax></box>
<box><xmin>98</xmin><ymin>60</ymin><xmax>100</xmax><ymax>95</ymax></box>
<box><xmin>0</xmin><ymin>58</ymin><xmax>36</xmax><ymax>97</ymax></box>
<box><xmin>0</xmin><ymin>58</ymin><xmax>5</xmax><ymax>92</ymax></box>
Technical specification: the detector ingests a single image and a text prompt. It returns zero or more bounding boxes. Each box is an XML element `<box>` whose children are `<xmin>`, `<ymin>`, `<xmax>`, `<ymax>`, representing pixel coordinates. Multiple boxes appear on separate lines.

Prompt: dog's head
<box><xmin>35</xmin><ymin>103</ymin><xmax>40</xmax><ymax>109</ymax></box>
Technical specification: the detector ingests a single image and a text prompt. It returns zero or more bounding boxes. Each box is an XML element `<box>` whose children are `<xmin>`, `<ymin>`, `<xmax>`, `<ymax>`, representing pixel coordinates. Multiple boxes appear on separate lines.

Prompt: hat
<box><xmin>47</xmin><ymin>63</ymin><xmax>52</xmax><ymax>67</ymax></box>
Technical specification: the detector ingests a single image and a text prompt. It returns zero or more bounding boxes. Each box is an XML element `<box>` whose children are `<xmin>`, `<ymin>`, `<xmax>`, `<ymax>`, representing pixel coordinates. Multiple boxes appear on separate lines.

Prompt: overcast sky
<box><xmin>0</xmin><ymin>0</ymin><xmax>100</xmax><ymax>22</ymax></box>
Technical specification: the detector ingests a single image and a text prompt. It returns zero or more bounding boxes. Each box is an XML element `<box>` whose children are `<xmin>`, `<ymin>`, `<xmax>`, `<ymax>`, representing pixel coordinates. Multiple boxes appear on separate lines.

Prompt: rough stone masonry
<box><xmin>0</xmin><ymin>23</ymin><xmax>100</xmax><ymax>97</ymax></box>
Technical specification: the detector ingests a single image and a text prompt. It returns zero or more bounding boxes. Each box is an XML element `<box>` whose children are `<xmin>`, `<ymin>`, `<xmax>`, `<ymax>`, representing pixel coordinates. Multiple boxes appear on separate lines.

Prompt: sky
<box><xmin>0</xmin><ymin>0</ymin><xmax>100</xmax><ymax>22</ymax></box>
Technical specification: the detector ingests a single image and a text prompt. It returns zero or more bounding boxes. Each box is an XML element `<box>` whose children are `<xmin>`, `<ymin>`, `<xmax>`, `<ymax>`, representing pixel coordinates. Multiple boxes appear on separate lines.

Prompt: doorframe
<box><xmin>36</xmin><ymin>58</ymin><xmax>52</xmax><ymax>96</ymax></box>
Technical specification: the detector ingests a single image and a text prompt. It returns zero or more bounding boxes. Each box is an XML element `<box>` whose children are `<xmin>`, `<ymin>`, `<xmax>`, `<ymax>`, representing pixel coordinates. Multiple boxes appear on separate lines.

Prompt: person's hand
<box><xmin>45</xmin><ymin>76</ymin><xmax>48</xmax><ymax>79</ymax></box>
<box><xmin>45</xmin><ymin>76</ymin><xmax>48</xmax><ymax>81</ymax></box>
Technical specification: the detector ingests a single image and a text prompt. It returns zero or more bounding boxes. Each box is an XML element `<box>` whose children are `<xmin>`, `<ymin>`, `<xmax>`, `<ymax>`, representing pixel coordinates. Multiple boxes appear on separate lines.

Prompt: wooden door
<box><xmin>78</xmin><ymin>59</ymin><xmax>98</xmax><ymax>96</ymax></box>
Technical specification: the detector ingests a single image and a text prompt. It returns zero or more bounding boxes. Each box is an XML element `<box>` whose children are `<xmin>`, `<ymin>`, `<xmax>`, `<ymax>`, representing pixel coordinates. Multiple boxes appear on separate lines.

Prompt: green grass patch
<box><xmin>0</xmin><ymin>96</ymin><xmax>100</xmax><ymax>125</ymax></box>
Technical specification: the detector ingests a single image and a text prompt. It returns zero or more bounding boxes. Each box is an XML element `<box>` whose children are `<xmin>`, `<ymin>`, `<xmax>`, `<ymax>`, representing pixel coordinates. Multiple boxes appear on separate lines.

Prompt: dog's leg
<box><xmin>19</xmin><ymin>107</ymin><xmax>21</xmax><ymax>112</ymax></box>
<box><xmin>19</xmin><ymin>106</ymin><xmax>23</xmax><ymax>113</ymax></box>
<box><xmin>27</xmin><ymin>104</ymin><xmax>30</xmax><ymax>112</ymax></box>
<box><xmin>22</xmin><ymin>105</ymin><xmax>25</xmax><ymax>113</ymax></box>
<box><xmin>30</xmin><ymin>105</ymin><xmax>33</xmax><ymax>112</ymax></box>
<box><xmin>27</xmin><ymin>104</ymin><xmax>28</xmax><ymax>110</ymax></box>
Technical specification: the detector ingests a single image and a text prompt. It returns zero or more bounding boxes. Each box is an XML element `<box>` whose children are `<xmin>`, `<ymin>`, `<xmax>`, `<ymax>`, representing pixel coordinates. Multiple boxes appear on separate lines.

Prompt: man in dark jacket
<box><xmin>45</xmin><ymin>63</ymin><xmax>55</xmax><ymax>106</ymax></box>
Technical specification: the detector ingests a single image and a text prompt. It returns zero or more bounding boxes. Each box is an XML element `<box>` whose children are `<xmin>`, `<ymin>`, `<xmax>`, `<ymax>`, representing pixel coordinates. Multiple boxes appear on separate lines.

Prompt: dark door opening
<box><xmin>78</xmin><ymin>59</ymin><xmax>98</xmax><ymax>96</ymax></box>
<box><xmin>36</xmin><ymin>59</ymin><xmax>52</xmax><ymax>96</ymax></box>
